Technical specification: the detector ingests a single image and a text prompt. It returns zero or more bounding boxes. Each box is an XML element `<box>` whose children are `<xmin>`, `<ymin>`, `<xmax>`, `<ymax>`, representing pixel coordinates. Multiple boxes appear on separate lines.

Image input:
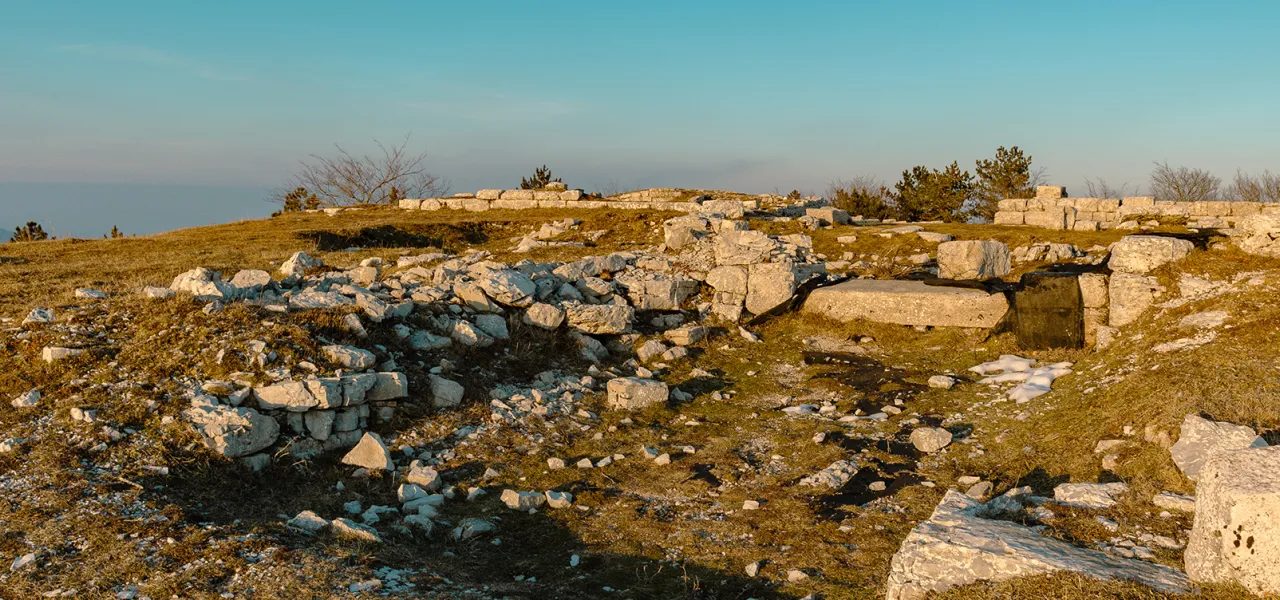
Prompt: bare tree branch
<box><xmin>272</xmin><ymin>135</ymin><xmax>450</xmax><ymax>209</ymax></box>
<box><xmin>1150</xmin><ymin>161</ymin><xmax>1220</xmax><ymax>202</ymax></box>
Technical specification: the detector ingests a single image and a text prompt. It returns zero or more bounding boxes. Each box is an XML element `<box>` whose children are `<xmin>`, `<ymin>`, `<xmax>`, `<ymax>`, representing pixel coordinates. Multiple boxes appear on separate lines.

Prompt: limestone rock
<box><xmin>429</xmin><ymin>375</ymin><xmax>464</xmax><ymax>408</ymax></box>
<box><xmin>501</xmin><ymin>489</ymin><xmax>547</xmax><ymax>510</ymax></box>
<box><xmin>183</xmin><ymin>402</ymin><xmax>280</xmax><ymax>458</ymax></box>
<box><xmin>927</xmin><ymin>375</ymin><xmax>957</xmax><ymax>390</ymax></box>
<box><xmin>280</xmin><ymin>251</ymin><xmax>322</xmax><ymax>277</ymax></box>
<box><xmin>523</xmin><ymin>303</ymin><xmax>565</xmax><ymax>330</ymax></box>
<box><xmin>341</xmin><ymin>432</ymin><xmax>394</xmax><ymax>471</ymax></box>
<box><xmin>1053</xmin><ymin>482</ymin><xmax>1129</xmax><ymax>509</ymax></box>
<box><xmin>910</xmin><ymin>428</ymin><xmax>953</xmax><ymax>453</ymax></box>
<box><xmin>170</xmin><ymin>267</ymin><xmax>233</xmax><ymax>300</ymax></box>
<box><xmin>331</xmin><ymin>518</ymin><xmax>380</xmax><ymax>542</ymax></box>
<box><xmin>885</xmin><ymin>491</ymin><xmax>1190</xmax><ymax>600</ymax></box>
<box><xmin>470</xmin><ymin>263</ymin><xmax>537</xmax><ymax>307</ymax></box>
<box><xmin>1108</xmin><ymin>235</ymin><xmax>1194</xmax><ymax>274</ymax></box>
<box><xmin>1108</xmin><ymin>272</ymin><xmax>1164</xmax><ymax>327</ymax></box>
<box><xmin>10</xmin><ymin>389</ymin><xmax>39</xmax><ymax>409</ymax></box>
<box><xmin>936</xmin><ymin>240</ymin><xmax>1011</xmax><ymax>280</ymax></box>
<box><xmin>286</xmin><ymin>510</ymin><xmax>329</xmax><ymax>534</ymax></box>
<box><xmin>229</xmin><ymin>269</ymin><xmax>272</xmax><ymax>293</ymax></box>
<box><xmin>1169</xmin><ymin>414</ymin><xmax>1267</xmax><ymax>482</ymax></box>
<box><xmin>606</xmin><ymin>377</ymin><xmax>669</xmax><ymax>410</ymax></box>
<box><xmin>804</xmin><ymin>279</ymin><xmax>1009</xmax><ymax>329</ymax></box>
<box><xmin>745</xmin><ymin>261</ymin><xmax>799</xmax><ymax>315</ymax></box>
<box><xmin>565</xmin><ymin>304</ymin><xmax>634</xmax><ymax>335</ymax></box>
<box><xmin>1186</xmin><ymin>445</ymin><xmax>1280</xmax><ymax>594</ymax></box>
<box><xmin>322</xmin><ymin>345</ymin><xmax>377</xmax><ymax>370</ymax></box>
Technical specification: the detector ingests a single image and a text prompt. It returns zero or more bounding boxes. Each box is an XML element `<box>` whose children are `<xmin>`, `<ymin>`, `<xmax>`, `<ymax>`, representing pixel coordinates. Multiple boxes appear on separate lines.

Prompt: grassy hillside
<box><xmin>0</xmin><ymin>206</ymin><xmax>1277</xmax><ymax>598</ymax></box>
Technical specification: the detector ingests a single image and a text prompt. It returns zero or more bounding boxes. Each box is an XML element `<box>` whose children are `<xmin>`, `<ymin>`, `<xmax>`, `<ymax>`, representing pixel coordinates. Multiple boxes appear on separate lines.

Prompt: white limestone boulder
<box><xmin>1109</xmin><ymin>235</ymin><xmax>1193</xmax><ymax>274</ymax></box>
<box><xmin>886</xmin><ymin>491</ymin><xmax>1191</xmax><ymax>600</ymax></box>
<box><xmin>1169</xmin><ymin>414</ymin><xmax>1267</xmax><ymax>482</ymax></box>
<box><xmin>606</xmin><ymin>377</ymin><xmax>669</xmax><ymax>410</ymax></box>
<box><xmin>341</xmin><ymin>432</ymin><xmax>394</xmax><ymax>471</ymax></box>
<box><xmin>183</xmin><ymin>402</ymin><xmax>280</xmax><ymax>458</ymax></box>
<box><xmin>936</xmin><ymin>240</ymin><xmax>1011</xmax><ymax>280</ymax></box>
<box><xmin>1186</xmin><ymin>445</ymin><xmax>1280</xmax><ymax>594</ymax></box>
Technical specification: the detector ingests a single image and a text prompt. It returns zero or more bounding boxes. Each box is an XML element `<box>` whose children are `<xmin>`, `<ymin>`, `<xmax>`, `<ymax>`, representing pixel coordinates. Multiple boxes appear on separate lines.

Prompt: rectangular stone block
<box><xmin>802</xmin><ymin>279</ymin><xmax>1009</xmax><ymax>329</ymax></box>
<box><xmin>1262</xmin><ymin>205</ymin><xmax>1280</xmax><ymax>215</ymax></box>
<box><xmin>1036</xmin><ymin>186</ymin><xmax>1067</xmax><ymax>200</ymax></box>
<box><xmin>419</xmin><ymin>199</ymin><xmax>443</xmax><ymax>211</ymax></box>
<box><xmin>538</xmin><ymin>199</ymin><xmax>568</xmax><ymax>208</ymax></box>
<box><xmin>1023</xmin><ymin>210</ymin><xmax>1065</xmax><ymax>230</ymax></box>
<box><xmin>500</xmin><ymin>189</ymin><xmax>534</xmax><ymax>201</ymax></box>
<box><xmin>533</xmin><ymin>190</ymin><xmax>560</xmax><ymax>201</ymax></box>
<box><xmin>1072</xmin><ymin>220</ymin><xmax>1100</xmax><ymax>231</ymax></box>
<box><xmin>575</xmin><ymin>200</ymin><xmax>607</xmax><ymax>209</ymax></box>
<box><xmin>476</xmin><ymin>189</ymin><xmax>502</xmax><ymax>200</ymax></box>
<box><xmin>1096</xmin><ymin>199</ymin><xmax>1121</xmax><ymax>211</ymax></box>
<box><xmin>1119</xmin><ymin>204</ymin><xmax>1157</xmax><ymax>217</ymax></box>
<box><xmin>559</xmin><ymin>190</ymin><xmax>583</xmax><ymax>201</ymax></box>
<box><xmin>993</xmin><ymin>211</ymin><xmax>1025</xmax><ymax>225</ymax></box>
<box><xmin>1074</xmin><ymin>198</ymin><xmax>1101</xmax><ymax>211</ymax></box>
<box><xmin>398</xmin><ymin>199</ymin><xmax>422</xmax><ymax>210</ymax></box>
<box><xmin>460</xmin><ymin>199</ymin><xmax>491</xmax><ymax>212</ymax></box>
<box><xmin>999</xmin><ymin>199</ymin><xmax>1029</xmax><ymax>211</ymax></box>
<box><xmin>1232</xmin><ymin>202</ymin><xmax>1262</xmax><ymax>216</ymax></box>
<box><xmin>1122</xmin><ymin>196</ymin><xmax>1155</xmax><ymax>208</ymax></box>
<box><xmin>1155</xmin><ymin>202</ymin><xmax>1191</xmax><ymax>217</ymax></box>
<box><xmin>492</xmin><ymin>199</ymin><xmax>538</xmax><ymax>210</ymax></box>
<box><xmin>442</xmin><ymin>198</ymin><xmax>466</xmax><ymax>210</ymax></box>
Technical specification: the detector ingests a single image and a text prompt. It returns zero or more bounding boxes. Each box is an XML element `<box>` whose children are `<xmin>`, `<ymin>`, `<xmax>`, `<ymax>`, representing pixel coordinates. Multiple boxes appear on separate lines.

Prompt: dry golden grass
<box><xmin>0</xmin><ymin>207</ymin><xmax>1277</xmax><ymax>598</ymax></box>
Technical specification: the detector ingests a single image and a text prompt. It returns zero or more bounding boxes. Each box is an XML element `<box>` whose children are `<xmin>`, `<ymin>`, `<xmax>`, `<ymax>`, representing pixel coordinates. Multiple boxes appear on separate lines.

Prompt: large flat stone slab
<box><xmin>803</xmin><ymin>279</ymin><xmax>1009</xmax><ymax>328</ymax></box>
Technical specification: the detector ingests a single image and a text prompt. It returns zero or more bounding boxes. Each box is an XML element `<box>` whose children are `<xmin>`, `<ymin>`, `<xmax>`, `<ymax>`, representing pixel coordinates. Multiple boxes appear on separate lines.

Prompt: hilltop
<box><xmin>1</xmin><ymin>190</ymin><xmax>1279</xmax><ymax>599</ymax></box>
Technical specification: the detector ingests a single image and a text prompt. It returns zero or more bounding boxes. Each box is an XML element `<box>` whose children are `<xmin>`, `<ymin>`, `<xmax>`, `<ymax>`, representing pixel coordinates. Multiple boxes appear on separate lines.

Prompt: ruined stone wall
<box><xmin>399</xmin><ymin>188</ymin><xmax>759</xmax><ymax>215</ymax></box>
<box><xmin>994</xmin><ymin>186</ymin><xmax>1280</xmax><ymax>231</ymax></box>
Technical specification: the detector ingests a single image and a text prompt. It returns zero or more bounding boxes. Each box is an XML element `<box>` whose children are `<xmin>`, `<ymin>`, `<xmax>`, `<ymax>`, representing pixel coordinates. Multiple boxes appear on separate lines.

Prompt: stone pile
<box><xmin>994</xmin><ymin>186</ymin><xmax>1279</xmax><ymax>230</ymax></box>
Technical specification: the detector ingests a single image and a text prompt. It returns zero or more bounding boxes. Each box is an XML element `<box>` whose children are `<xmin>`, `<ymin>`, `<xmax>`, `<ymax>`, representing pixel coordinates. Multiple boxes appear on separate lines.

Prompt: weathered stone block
<box><xmin>936</xmin><ymin>240</ymin><xmax>1011</xmax><ymax>280</ymax></box>
<box><xmin>559</xmin><ymin>190</ymin><xmax>583</xmax><ymax>201</ymax></box>
<box><xmin>1036</xmin><ymin>186</ymin><xmax>1067</xmax><ymax>199</ymax></box>
<box><xmin>1232</xmin><ymin>202</ymin><xmax>1262</xmax><ymax>216</ymax></box>
<box><xmin>803</xmin><ymin>279</ymin><xmax>1009</xmax><ymax>329</ymax></box>
<box><xmin>398</xmin><ymin>199</ymin><xmax>422</xmax><ymax>210</ymax></box>
<box><xmin>993</xmin><ymin>211</ymin><xmax>1024</xmax><ymax>225</ymax></box>
<box><xmin>606</xmin><ymin>377</ymin><xmax>669</xmax><ymax>410</ymax></box>
<box><xmin>492</xmin><ymin>199</ymin><xmax>539</xmax><ymax>210</ymax></box>
<box><xmin>1108</xmin><ymin>272</ymin><xmax>1164</xmax><ymax>326</ymax></box>
<box><xmin>998</xmin><ymin>198</ymin><xmax>1028</xmax><ymax>211</ymax></box>
<box><xmin>1186</xmin><ymin>445</ymin><xmax>1280</xmax><ymax>595</ymax></box>
<box><xmin>1108</xmin><ymin>235</ymin><xmax>1194</xmax><ymax>274</ymax></box>
<box><xmin>500</xmin><ymin>189</ymin><xmax>534</xmax><ymax>201</ymax></box>
<box><xmin>476</xmin><ymin>189</ymin><xmax>502</xmax><ymax>200</ymax></box>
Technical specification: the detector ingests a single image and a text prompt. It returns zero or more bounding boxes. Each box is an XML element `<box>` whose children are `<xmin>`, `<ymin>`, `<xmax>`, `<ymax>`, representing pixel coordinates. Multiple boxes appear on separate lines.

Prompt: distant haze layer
<box><xmin>0</xmin><ymin>182</ymin><xmax>269</xmax><ymax>238</ymax></box>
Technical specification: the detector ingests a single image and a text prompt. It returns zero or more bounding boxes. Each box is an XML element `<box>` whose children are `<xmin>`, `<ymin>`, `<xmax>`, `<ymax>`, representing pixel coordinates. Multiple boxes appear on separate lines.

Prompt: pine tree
<box><xmin>10</xmin><ymin>221</ymin><xmax>48</xmax><ymax>243</ymax></box>
<box><xmin>974</xmin><ymin>146</ymin><xmax>1037</xmax><ymax>221</ymax></box>
<box><xmin>894</xmin><ymin>162</ymin><xmax>975</xmax><ymax>222</ymax></box>
<box><xmin>520</xmin><ymin>165</ymin><xmax>562</xmax><ymax>190</ymax></box>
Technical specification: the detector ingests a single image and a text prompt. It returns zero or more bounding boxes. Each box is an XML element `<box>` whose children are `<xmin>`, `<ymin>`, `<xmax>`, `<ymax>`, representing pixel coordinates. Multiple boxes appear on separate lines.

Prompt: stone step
<box><xmin>802</xmin><ymin>279</ymin><xmax>1009</xmax><ymax>328</ymax></box>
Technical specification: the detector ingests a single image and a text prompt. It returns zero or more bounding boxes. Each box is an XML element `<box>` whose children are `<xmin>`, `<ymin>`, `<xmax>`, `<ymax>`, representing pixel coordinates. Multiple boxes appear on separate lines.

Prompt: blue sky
<box><xmin>2</xmin><ymin>1</ymin><xmax>1279</xmax><ymax>234</ymax></box>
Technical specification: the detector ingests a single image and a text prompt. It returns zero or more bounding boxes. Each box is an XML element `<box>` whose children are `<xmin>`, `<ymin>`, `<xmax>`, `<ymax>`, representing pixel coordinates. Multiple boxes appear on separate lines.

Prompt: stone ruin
<box><xmin>995</xmin><ymin>185</ymin><xmax>1280</xmax><ymax>231</ymax></box>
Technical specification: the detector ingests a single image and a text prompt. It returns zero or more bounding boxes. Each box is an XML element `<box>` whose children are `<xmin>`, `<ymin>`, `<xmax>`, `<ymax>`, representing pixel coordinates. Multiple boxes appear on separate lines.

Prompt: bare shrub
<box><xmin>1224</xmin><ymin>170</ymin><xmax>1280</xmax><ymax>203</ymax></box>
<box><xmin>271</xmin><ymin>136</ymin><xmax>449</xmax><ymax>208</ymax></box>
<box><xmin>1149</xmin><ymin>161</ymin><xmax>1220</xmax><ymax>202</ymax></box>
<box><xmin>1083</xmin><ymin>178</ymin><xmax>1138</xmax><ymax>199</ymax></box>
<box><xmin>827</xmin><ymin>176</ymin><xmax>896</xmax><ymax>220</ymax></box>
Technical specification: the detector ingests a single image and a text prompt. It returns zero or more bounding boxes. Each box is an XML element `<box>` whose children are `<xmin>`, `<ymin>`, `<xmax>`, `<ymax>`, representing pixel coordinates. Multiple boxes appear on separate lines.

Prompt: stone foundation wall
<box><xmin>399</xmin><ymin>188</ymin><xmax>759</xmax><ymax>214</ymax></box>
<box><xmin>994</xmin><ymin>186</ymin><xmax>1280</xmax><ymax>231</ymax></box>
